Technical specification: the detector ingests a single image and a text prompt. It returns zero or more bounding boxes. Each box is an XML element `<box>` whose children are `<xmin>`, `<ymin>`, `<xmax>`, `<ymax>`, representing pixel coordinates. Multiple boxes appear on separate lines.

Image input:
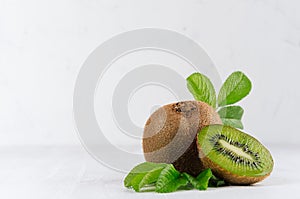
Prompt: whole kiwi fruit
<box><xmin>142</xmin><ymin>101</ymin><xmax>222</xmax><ymax>176</ymax></box>
<box><xmin>197</xmin><ymin>125</ymin><xmax>274</xmax><ymax>185</ymax></box>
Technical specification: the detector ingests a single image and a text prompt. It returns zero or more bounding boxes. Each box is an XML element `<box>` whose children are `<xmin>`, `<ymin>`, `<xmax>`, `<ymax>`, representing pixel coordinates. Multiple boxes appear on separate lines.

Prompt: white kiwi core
<box><xmin>218</xmin><ymin>139</ymin><xmax>253</xmax><ymax>161</ymax></box>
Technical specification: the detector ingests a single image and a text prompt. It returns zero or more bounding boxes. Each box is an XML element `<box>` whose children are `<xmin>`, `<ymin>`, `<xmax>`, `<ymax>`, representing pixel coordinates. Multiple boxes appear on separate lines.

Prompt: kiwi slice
<box><xmin>197</xmin><ymin>125</ymin><xmax>274</xmax><ymax>185</ymax></box>
<box><xmin>143</xmin><ymin>101</ymin><xmax>222</xmax><ymax>176</ymax></box>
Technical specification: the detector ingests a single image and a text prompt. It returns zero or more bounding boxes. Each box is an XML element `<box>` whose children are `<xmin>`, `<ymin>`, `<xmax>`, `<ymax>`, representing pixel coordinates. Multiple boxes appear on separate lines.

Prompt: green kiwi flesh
<box><xmin>197</xmin><ymin>125</ymin><xmax>274</xmax><ymax>185</ymax></box>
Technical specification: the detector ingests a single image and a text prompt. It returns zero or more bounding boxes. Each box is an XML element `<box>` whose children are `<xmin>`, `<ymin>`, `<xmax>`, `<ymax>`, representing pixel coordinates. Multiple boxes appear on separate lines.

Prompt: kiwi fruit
<box><xmin>142</xmin><ymin>101</ymin><xmax>222</xmax><ymax>176</ymax></box>
<box><xmin>197</xmin><ymin>125</ymin><xmax>274</xmax><ymax>185</ymax></box>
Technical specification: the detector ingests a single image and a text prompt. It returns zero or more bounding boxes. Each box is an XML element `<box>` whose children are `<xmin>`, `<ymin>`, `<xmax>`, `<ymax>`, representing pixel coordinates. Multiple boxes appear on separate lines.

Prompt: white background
<box><xmin>1</xmin><ymin>0</ymin><xmax>300</xmax><ymax>147</ymax></box>
<box><xmin>1</xmin><ymin>1</ymin><xmax>300</xmax><ymax>198</ymax></box>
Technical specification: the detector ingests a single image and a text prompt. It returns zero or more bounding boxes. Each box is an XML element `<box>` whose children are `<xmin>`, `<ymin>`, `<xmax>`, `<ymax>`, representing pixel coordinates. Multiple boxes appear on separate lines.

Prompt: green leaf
<box><xmin>124</xmin><ymin>163</ymin><xmax>225</xmax><ymax>193</ymax></box>
<box><xmin>138</xmin><ymin>167</ymin><xmax>164</xmax><ymax>190</ymax></box>
<box><xmin>218</xmin><ymin>106</ymin><xmax>244</xmax><ymax>129</ymax></box>
<box><xmin>218</xmin><ymin>71</ymin><xmax>252</xmax><ymax>106</ymax></box>
<box><xmin>221</xmin><ymin>118</ymin><xmax>244</xmax><ymax>129</ymax></box>
<box><xmin>124</xmin><ymin>162</ymin><xmax>167</xmax><ymax>192</ymax></box>
<box><xmin>218</xmin><ymin>106</ymin><xmax>244</xmax><ymax>120</ymax></box>
<box><xmin>209</xmin><ymin>174</ymin><xmax>226</xmax><ymax>187</ymax></box>
<box><xmin>183</xmin><ymin>169</ymin><xmax>213</xmax><ymax>190</ymax></box>
<box><xmin>155</xmin><ymin>164</ymin><xmax>188</xmax><ymax>193</ymax></box>
<box><xmin>187</xmin><ymin>73</ymin><xmax>217</xmax><ymax>108</ymax></box>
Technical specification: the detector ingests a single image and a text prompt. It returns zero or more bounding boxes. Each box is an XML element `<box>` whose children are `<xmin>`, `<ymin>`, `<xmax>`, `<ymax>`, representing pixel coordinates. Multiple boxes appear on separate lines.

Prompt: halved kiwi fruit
<box><xmin>143</xmin><ymin>101</ymin><xmax>222</xmax><ymax>176</ymax></box>
<box><xmin>197</xmin><ymin>125</ymin><xmax>274</xmax><ymax>185</ymax></box>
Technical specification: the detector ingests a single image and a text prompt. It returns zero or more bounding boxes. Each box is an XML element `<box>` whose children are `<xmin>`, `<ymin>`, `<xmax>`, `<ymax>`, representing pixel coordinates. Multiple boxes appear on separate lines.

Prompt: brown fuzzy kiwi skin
<box><xmin>142</xmin><ymin>101</ymin><xmax>222</xmax><ymax>176</ymax></box>
<box><xmin>197</xmin><ymin>139</ymin><xmax>271</xmax><ymax>185</ymax></box>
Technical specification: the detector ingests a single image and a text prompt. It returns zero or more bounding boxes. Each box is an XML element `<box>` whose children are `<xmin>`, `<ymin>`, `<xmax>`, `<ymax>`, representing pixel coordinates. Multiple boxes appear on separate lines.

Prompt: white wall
<box><xmin>1</xmin><ymin>0</ymin><xmax>300</xmax><ymax>146</ymax></box>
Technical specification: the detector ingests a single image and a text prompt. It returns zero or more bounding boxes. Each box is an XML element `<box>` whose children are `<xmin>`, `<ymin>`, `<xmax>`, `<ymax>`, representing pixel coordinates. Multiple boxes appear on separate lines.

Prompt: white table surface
<box><xmin>1</xmin><ymin>144</ymin><xmax>299</xmax><ymax>199</ymax></box>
